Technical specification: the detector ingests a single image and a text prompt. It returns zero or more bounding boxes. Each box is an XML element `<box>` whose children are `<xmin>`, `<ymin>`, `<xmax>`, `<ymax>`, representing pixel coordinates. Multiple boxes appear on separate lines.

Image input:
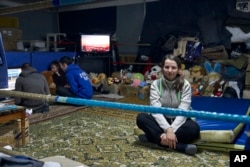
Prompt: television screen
<box><xmin>7</xmin><ymin>68</ymin><xmax>21</xmax><ymax>90</ymax></box>
<box><xmin>81</xmin><ymin>34</ymin><xmax>110</xmax><ymax>53</ymax></box>
<box><xmin>0</xmin><ymin>68</ymin><xmax>21</xmax><ymax>90</ymax></box>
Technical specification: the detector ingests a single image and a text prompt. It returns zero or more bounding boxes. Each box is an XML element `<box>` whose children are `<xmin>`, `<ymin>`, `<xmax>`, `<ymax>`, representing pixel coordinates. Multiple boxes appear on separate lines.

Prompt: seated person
<box><xmin>15</xmin><ymin>63</ymin><xmax>50</xmax><ymax>114</ymax></box>
<box><xmin>49</xmin><ymin>60</ymin><xmax>69</xmax><ymax>95</ymax></box>
<box><xmin>136</xmin><ymin>55</ymin><xmax>200</xmax><ymax>155</ymax></box>
<box><xmin>58</xmin><ymin>56</ymin><xmax>93</xmax><ymax>99</ymax></box>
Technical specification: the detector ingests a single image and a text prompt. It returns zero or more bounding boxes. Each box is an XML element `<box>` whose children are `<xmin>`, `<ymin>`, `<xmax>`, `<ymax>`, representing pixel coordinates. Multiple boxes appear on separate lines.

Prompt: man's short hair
<box><xmin>21</xmin><ymin>63</ymin><xmax>31</xmax><ymax>70</ymax></box>
<box><xmin>59</xmin><ymin>56</ymin><xmax>73</xmax><ymax>65</ymax></box>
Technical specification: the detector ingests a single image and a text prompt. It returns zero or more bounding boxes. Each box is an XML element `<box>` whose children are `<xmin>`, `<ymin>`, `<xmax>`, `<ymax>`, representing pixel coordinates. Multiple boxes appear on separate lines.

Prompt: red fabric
<box><xmin>142</xmin><ymin>57</ymin><xmax>153</xmax><ymax>75</ymax></box>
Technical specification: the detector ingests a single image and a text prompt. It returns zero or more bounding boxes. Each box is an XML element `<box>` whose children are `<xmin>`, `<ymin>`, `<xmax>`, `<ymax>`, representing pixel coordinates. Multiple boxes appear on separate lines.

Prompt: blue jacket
<box><xmin>66</xmin><ymin>64</ymin><xmax>93</xmax><ymax>99</ymax></box>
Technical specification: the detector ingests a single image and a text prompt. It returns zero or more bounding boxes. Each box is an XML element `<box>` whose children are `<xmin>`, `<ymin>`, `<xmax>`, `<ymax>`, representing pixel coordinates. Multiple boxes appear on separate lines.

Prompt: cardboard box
<box><xmin>119</xmin><ymin>84</ymin><xmax>139</xmax><ymax>97</ymax></box>
<box><xmin>0</xmin><ymin>27</ymin><xmax>22</xmax><ymax>41</ymax></box>
<box><xmin>106</xmin><ymin>84</ymin><xmax>120</xmax><ymax>94</ymax></box>
<box><xmin>0</xmin><ymin>122</ymin><xmax>16</xmax><ymax>147</ymax></box>
<box><xmin>2</xmin><ymin>39</ymin><xmax>17</xmax><ymax>51</ymax></box>
<box><xmin>245</xmin><ymin>72</ymin><xmax>250</xmax><ymax>86</ymax></box>
<box><xmin>201</xmin><ymin>45</ymin><xmax>228</xmax><ymax>60</ymax></box>
<box><xmin>0</xmin><ymin>131</ymin><xmax>15</xmax><ymax>147</ymax></box>
<box><xmin>244</xmin><ymin>54</ymin><xmax>250</xmax><ymax>71</ymax></box>
<box><xmin>119</xmin><ymin>54</ymin><xmax>137</xmax><ymax>63</ymax></box>
<box><xmin>119</xmin><ymin>84</ymin><xmax>150</xmax><ymax>100</ymax></box>
<box><xmin>247</xmin><ymin>64</ymin><xmax>250</xmax><ymax>71</ymax></box>
<box><xmin>0</xmin><ymin>118</ymin><xmax>30</xmax><ymax>147</ymax></box>
<box><xmin>243</xmin><ymin>89</ymin><xmax>250</xmax><ymax>99</ymax></box>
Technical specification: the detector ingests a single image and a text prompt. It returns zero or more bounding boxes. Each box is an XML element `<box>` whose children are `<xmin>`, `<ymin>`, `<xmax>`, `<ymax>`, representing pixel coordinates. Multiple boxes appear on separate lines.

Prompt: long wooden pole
<box><xmin>1</xmin><ymin>90</ymin><xmax>250</xmax><ymax>124</ymax></box>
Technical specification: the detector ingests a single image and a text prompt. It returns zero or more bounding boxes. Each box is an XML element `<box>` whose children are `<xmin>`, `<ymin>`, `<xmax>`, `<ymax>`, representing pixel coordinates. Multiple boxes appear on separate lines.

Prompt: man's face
<box><xmin>60</xmin><ymin>63</ymin><xmax>67</xmax><ymax>72</ymax></box>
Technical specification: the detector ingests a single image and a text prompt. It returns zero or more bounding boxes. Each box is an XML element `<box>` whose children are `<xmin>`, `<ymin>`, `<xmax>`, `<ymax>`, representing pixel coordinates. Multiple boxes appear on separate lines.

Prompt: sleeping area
<box><xmin>2</xmin><ymin>0</ymin><xmax>250</xmax><ymax>166</ymax></box>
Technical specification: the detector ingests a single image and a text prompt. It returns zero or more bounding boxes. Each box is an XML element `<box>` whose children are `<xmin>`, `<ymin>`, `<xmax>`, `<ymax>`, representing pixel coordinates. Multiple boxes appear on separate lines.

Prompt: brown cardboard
<box><xmin>119</xmin><ymin>84</ymin><xmax>139</xmax><ymax>97</ymax></box>
<box><xmin>243</xmin><ymin>89</ymin><xmax>250</xmax><ymax>99</ymax></box>
<box><xmin>201</xmin><ymin>45</ymin><xmax>228</xmax><ymax>59</ymax></box>
<box><xmin>245</xmin><ymin>72</ymin><xmax>250</xmax><ymax>86</ymax></box>
<box><xmin>0</xmin><ymin>27</ymin><xmax>22</xmax><ymax>41</ymax></box>
<box><xmin>0</xmin><ymin>122</ymin><xmax>16</xmax><ymax>147</ymax></box>
<box><xmin>2</xmin><ymin>39</ymin><xmax>17</xmax><ymax>51</ymax></box>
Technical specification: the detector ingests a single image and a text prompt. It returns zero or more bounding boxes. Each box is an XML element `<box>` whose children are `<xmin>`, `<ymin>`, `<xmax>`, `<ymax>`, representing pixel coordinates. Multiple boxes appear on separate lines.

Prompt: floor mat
<box><xmin>192</xmin><ymin>96</ymin><xmax>250</xmax><ymax>148</ymax></box>
<box><xmin>14</xmin><ymin>107</ymin><xmax>230</xmax><ymax>166</ymax></box>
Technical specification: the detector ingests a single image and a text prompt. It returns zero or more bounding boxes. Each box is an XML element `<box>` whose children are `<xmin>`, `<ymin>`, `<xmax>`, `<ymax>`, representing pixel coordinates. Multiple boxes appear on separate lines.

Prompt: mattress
<box><xmin>191</xmin><ymin>96</ymin><xmax>250</xmax><ymax>150</ymax></box>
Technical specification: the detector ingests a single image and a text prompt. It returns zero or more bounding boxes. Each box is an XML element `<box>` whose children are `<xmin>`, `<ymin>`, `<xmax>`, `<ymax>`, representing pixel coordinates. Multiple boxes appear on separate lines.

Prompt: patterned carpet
<box><xmin>13</xmin><ymin>104</ymin><xmax>230</xmax><ymax>167</ymax></box>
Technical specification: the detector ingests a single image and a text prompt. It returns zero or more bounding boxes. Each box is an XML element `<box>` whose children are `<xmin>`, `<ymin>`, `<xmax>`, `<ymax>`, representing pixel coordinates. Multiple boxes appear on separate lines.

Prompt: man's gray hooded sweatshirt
<box><xmin>14</xmin><ymin>67</ymin><xmax>50</xmax><ymax>111</ymax></box>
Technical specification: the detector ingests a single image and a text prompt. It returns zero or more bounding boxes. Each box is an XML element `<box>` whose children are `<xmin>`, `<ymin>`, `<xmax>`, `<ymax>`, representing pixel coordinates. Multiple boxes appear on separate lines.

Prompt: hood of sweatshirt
<box><xmin>20</xmin><ymin>67</ymin><xmax>37</xmax><ymax>77</ymax></box>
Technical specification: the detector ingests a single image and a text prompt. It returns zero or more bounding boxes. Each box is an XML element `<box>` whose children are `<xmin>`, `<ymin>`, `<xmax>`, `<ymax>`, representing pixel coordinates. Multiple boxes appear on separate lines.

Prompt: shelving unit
<box><xmin>46</xmin><ymin>33</ymin><xmax>67</xmax><ymax>52</ymax></box>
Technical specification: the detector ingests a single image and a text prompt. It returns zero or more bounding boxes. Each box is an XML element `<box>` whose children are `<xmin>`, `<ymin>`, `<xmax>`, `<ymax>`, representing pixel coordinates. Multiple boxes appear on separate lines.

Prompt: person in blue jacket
<box><xmin>58</xmin><ymin>56</ymin><xmax>93</xmax><ymax>99</ymax></box>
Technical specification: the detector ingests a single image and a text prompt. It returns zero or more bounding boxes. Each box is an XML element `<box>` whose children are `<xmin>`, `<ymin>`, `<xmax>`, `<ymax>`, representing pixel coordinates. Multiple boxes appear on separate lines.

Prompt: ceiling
<box><xmin>0</xmin><ymin>0</ymin><xmax>159</xmax><ymax>15</ymax></box>
<box><xmin>0</xmin><ymin>0</ymin><xmax>50</xmax><ymax>8</ymax></box>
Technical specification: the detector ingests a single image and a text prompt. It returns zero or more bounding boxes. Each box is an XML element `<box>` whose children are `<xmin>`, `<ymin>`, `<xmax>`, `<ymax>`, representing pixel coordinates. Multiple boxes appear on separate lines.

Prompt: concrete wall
<box><xmin>4</xmin><ymin>3</ymin><xmax>146</xmax><ymax>55</ymax></box>
<box><xmin>9</xmin><ymin>10</ymin><xmax>59</xmax><ymax>41</ymax></box>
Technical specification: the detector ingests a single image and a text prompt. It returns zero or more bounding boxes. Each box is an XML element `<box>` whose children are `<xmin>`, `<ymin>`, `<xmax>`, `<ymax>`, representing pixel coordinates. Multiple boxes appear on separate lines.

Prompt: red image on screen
<box><xmin>81</xmin><ymin>35</ymin><xmax>110</xmax><ymax>53</ymax></box>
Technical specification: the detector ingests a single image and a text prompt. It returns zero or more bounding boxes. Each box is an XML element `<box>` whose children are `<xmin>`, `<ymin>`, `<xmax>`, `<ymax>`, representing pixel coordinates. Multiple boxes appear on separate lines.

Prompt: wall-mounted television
<box><xmin>80</xmin><ymin>34</ymin><xmax>110</xmax><ymax>53</ymax></box>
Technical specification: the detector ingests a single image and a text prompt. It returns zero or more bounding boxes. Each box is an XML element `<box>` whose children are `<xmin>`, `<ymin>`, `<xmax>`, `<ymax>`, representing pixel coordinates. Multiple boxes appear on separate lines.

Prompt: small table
<box><xmin>0</xmin><ymin>105</ymin><xmax>26</xmax><ymax>145</ymax></box>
